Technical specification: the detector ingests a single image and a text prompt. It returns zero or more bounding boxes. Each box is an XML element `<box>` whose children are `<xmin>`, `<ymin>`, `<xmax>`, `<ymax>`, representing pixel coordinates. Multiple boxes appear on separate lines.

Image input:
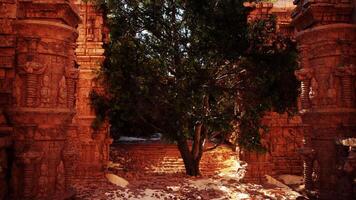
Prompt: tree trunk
<box><xmin>176</xmin><ymin>123</ymin><xmax>207</xmax><ymax>176</ymax></box>
<box><xmin>184</xmin><ymin>158</ymin><xmax>200</xmax><ymax>176</ymax></box>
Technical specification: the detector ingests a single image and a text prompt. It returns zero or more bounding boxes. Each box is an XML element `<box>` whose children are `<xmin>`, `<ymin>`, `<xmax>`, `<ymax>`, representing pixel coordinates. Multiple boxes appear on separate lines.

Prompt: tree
<box><xmin>92</xmin><ymin>0</ymin><xmax>298</xmax><ymax>176</ymax></box>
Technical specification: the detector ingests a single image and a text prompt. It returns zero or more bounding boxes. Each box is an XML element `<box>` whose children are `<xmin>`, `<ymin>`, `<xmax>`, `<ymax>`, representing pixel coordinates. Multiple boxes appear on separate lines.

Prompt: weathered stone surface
<box><xmin>0</xmin><ymin>1</ymin><xmax>81</xmax><ymax>199</ymax></box>
<box><xmin>240</xmin><ymin>112</ymin><xmax>304</xmax><ymax>183</ymax></box>
<box><xmin>292</xmin><ymin>0</ymin><xmax>356</xmax><ymax>199</ymax></box>
<box><xmin>0</xmin><ymin>0</ymin><xmax>110</xmax><ymax>199</ymax></box>
<box><xmin>65</xmin><ymin>1</ymin><xmax>112</xmax><ymax>184</ymax></box>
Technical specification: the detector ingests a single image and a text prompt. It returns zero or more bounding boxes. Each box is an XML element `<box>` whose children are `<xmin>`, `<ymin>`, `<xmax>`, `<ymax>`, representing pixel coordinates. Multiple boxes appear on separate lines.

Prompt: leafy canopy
<box><xmin>92</xmin><ymin>0</ymin><xmax>298</xmax><ymax>151</ymax></box>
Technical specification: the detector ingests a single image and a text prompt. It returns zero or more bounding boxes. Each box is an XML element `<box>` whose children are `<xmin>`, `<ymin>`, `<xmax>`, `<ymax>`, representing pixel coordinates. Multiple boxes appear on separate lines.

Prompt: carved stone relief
<box><xmin>326</xmin><ymin>73</ymin><xmax>337</xmax><ymax>106</ymax></box>
<box><xmin>293</xmin><ymin>2</ymin><xmax>356</xmax><ymax>199</ymax></box>
<box><xmin>1</xmin><ymin>1</ymin><xmax>110</xmax><ymax>199</ymax></box>
<box><xmin>40</xmin><ymin>75</ymin><xmax>51</xmax><ymax>107</ymax></box>
<box><xmin>335</xmin><ymin>64</ymin><xmax>355</xmax><ymax>108</ymax></box>
<box><xmin>57</xmin><ymin>76</ymin><xmax>67</xmax><ymax>108</ymax></box>
<box><xmin>295</xmin><ymin>68</ymin><xmax>313</xmax><ymax>109</ymax></box>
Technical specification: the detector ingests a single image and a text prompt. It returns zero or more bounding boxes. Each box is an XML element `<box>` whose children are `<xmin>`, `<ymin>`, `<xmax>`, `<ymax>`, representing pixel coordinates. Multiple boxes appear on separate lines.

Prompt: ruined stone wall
<box><xmin>0</xmin><ymin>0</ymin><xmax>110</xmax><ymax>199</ymax></box>
<box><xmin>240</xmin><ymin>113</ymin><xmax>304</xmax><ymax>183</ymax></box>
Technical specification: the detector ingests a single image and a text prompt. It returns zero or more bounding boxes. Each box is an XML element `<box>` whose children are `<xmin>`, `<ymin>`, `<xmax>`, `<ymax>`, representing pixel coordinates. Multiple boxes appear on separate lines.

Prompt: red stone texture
<box><xmin>293</xmin><ymin>0</ymin><xmax>356</xmax><ymax>199</ymax></box>
<box><xmin>0</xmin><ymin>0</ymin><xmax>110</xmax><ymax>199</ymax></box>
<box><xmin>240</xmin><ymin>112</ymin><xmax>304</xmax><ymax>183</ymax></box>
<box><xmin>66</xmin><ymin>1</ymin><xmax>112</xmax><ymax>184</ymax></box>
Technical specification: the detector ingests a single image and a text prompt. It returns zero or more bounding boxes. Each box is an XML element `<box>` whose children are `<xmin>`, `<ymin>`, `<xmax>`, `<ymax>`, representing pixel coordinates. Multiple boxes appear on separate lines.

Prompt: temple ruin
<box><xmin>0</xmin><ymin>0</ymin><xmax>355</xmax><ymax>199</ymax></box>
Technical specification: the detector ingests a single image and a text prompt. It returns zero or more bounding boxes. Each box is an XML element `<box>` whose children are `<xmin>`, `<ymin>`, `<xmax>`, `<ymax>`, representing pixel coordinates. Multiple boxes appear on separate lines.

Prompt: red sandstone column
<box><xmin>4</xmin><ymin>1</ymin><xmax>80</xmax><ymax>199</ymax></box>
<box><xmin>66</xmin><ymin>1</ymin><xmax>112</xmax><ymax>182</ymax></box>
<box><xmin>292</xmin><ymin>0</ymin><xmax>356</xmax><ymax>199</ymax></box>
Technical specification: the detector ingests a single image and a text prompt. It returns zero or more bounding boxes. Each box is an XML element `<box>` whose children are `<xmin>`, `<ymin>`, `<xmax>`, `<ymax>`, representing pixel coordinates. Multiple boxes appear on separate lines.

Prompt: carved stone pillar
<box><xmin>3</xmin><ymin>1</ymin><xmax>81</xmax><ymax>199</ymax></box>
<box><xmin>68</xmin><ymin>1</ymin><xmax>112</xmax><ymax>182</ymax></box>
<box><xmin>18</xmin><ymin>37</ymin><xmax>45</xmax><ymax>107</ymax></box>
<box><xmin>292</xmin><ymin>0</ymin><xmax>356</xmax><ymax>199</ymax></box>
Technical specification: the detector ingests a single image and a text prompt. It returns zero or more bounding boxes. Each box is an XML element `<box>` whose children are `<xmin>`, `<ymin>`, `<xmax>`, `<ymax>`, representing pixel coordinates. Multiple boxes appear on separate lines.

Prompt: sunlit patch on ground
<box><xmin>74</xmin><ymin>158</ymin><xmax>303</xmax><ymax>200</ymax></box>
<box><xmin>74</xmin><ymin>175</ymin><xmax>301</xmax><ymax>200</ymax></box>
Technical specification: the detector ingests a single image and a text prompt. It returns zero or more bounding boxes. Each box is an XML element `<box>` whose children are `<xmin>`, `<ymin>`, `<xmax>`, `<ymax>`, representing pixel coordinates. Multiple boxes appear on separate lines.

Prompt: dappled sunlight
<box><xmin>74</xmin><ymin>158</ymin><xmax>302</xmax><ymax>200</ymax></box>
<box><xmin>87</xmin><ymin>143</ymin><xmax>306</xmax><ymax>200</ymax></box>
<box><xmin>74</xmin><ymin>175</ymin><xmax>302</xmax><ymax>200</ymax></box>
<box><xmin>217</xmin><ymin>158</ymin><xmax>247</xmax><ymax>180</ymax></box>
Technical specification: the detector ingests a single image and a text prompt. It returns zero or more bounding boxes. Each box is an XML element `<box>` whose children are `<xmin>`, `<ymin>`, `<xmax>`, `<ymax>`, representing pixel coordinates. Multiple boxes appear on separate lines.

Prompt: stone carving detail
<box><xmin>16</xmin><ymin>149</ymin><xmax>43</xmax><ymax>199</ymax></box>
<box><xmin>0</xmin><ymin>1</ymin><xmax>110</xmax><ymax>199</ymax></box>
<box><xmin>65</xmin><ymin>68</ymin><xmax>79</xmax><ymax>109</ymax></box>
<box><xmin>57</xmin><ymin>76</ymin><xmax>67</xmax><ymax>107</ymax></box>
<box><xmin>335</xmin><ymin>64</ymin><xmax>355</xmax><ymax>108</ymax></box>
<box><xmin>295</xmin><ymin>68</ymin><xmax>313</xmax><ymax>109</ymax></box>
<box><xmin>13</xmin><ymin>74</ymin><xmax>22</xmax><ymax>106</ymax></box>
<box><xmin>40</xmin><ymin>75</ymin><xmax>51</xmax><ymax>107</ymax></box>
<box><xmin>87</xmin><ymin>17</ymin><xmax>95</xmax><ymax>41</ymax></box>
<box><xmin>293</xmin><ymin>1</ymin><xmax>356</xmax><ymax>198</ymax></box>
<box><xmin>298</xmin><ymin>127</ymin><xmax>315</xmax><ymax>191</ymax></box>
<box><xmin>1</xmin><ymin>0</ymin><xmax>82</xmax><ymax>199</ymax></box>
<box><xmin>55</xmin><ymin>161</ymin><xmax>65</xmax><ymax>194</ymax></box>
<box><xmin>17</xmin><ymin>37</ymin><xmax>47</xmax><ymax>107</ymax></box>
<box><xmin>326</xmin><ymin>73</ymin><xmax>337</xmax><ymax>106</ymax></box>
<box><xmin>309</xmin><ymin>77</ymin><xmax>318</xmax><ymax>106</ymax></box>
<box><xmin>37</xmin><ymin>163</ymin><xmax>49</xmax><ymax>199</ymax></box>
<box><xmin>19</xmin><ymin>60</ymin><xmax>46</xmax><ymax>107</ymax></box>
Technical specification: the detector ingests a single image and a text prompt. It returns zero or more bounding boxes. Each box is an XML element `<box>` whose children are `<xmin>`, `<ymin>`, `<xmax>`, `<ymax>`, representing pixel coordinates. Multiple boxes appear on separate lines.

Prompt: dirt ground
<box><xmin>73</xmin><ymin>172</ymin><xmax>304</xmax><ymax>200</ymax></box>
<box><xmin>74</xmin><ymin>144</ymin><xmax>304</xmax><ymax>200</ymax></box>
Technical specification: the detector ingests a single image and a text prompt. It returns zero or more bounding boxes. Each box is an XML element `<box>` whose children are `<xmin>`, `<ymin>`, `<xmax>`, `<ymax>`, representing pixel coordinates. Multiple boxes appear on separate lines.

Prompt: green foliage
<box><xmin>92</xmin><ymin>0</ymin><xmax>298</xmax><ymax>152</ymax></box>
<box><xmin>237</xmin><ymin>16</ymin><xmax>298</xmax><ymax>151</ymax></box>
<box><xmin>90</xmin><ymin>91</ymin><xmax>109</xmax><ymax>130</ymax></box>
